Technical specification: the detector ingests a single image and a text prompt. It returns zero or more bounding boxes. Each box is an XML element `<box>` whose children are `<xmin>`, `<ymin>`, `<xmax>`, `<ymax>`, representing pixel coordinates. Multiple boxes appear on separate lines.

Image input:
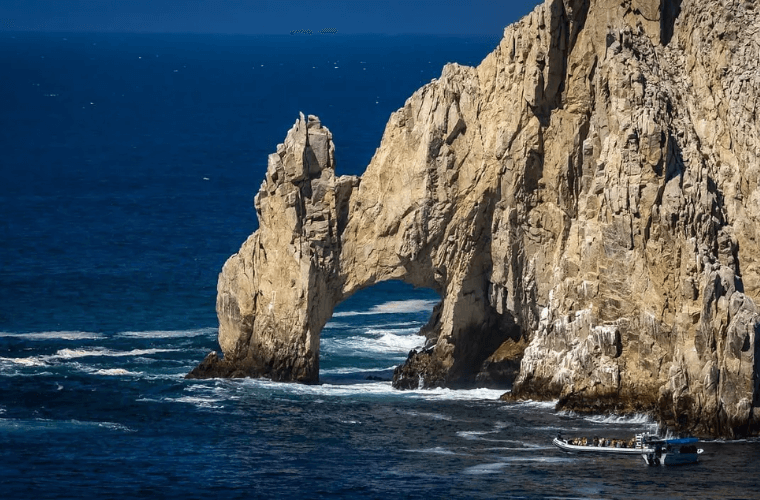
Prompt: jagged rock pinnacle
<box><xmin>189</xmin><ymin>0</ymin><xmax>760</xmax><ymax>438</ymax></box>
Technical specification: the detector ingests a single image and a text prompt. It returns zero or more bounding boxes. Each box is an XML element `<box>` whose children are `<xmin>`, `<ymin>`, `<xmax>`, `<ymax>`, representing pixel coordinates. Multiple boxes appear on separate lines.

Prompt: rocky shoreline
<box><xmin>190</xmin><ymin>0</ymin><xmax>760</xmax><ymax>438</ymax></box>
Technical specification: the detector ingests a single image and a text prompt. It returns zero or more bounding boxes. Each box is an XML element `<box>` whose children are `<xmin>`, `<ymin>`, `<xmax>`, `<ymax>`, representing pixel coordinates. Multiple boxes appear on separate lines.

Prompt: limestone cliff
<box><xmin>189</xmin><ymin>0</ymin><xmax>760</xmax><ymax>438</ymax></box>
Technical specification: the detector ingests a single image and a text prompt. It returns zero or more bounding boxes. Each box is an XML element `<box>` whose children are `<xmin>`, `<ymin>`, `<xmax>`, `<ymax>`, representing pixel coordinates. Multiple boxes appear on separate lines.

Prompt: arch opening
<box><xmin>319</xmin><ymin>280</ymin><xmax>440</xmax><ymax>386</ymax></box>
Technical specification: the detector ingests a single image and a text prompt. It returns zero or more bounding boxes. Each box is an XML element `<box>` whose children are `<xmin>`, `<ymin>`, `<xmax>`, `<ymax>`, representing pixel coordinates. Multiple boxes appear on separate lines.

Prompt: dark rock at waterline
<box><xmin>190</xmin><ymin>0</ymin><xmax>760</xmax><ymax>438</ymax></box>
<box><xmin>185</xmin><ymin>352</ymin><xmax>243</xmax><ymax>379</ymax></box>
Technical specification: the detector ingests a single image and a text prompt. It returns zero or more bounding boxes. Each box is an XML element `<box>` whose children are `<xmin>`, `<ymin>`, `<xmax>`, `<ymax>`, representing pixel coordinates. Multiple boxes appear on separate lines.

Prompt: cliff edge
<box><xmin>188</xmin><ymin>0</ymin><xmax>760</xmax><ymax>438</ymax></box>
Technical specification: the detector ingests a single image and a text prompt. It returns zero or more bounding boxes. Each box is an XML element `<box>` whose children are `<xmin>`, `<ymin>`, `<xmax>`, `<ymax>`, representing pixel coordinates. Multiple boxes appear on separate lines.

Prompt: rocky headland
<box><xmin>188</xmin><ymin>0</ymin><xmax>760</xmax><ymax>438</ymax></box>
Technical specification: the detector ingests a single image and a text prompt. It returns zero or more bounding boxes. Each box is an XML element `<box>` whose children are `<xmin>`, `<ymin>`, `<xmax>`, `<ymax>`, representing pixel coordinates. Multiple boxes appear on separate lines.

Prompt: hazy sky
<box><xmin>0</xmin><ymin>0</ymin><xmax>542</xmax><ymax>35</ymax></box>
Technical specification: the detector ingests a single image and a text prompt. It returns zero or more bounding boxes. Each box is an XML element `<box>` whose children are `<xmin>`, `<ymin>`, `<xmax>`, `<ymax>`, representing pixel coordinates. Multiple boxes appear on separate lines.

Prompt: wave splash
<box><xmin>54</xmin><ymin>347</ymin><xmax>180</xmax><ymax>359</ymax></box>
<box><xmin>332</xmin><ymin>299</ymin><xmax>438</xmax><ymax>317</ymax></box>
<box><xmin>321</xmin><ymin>330</ymin><xmax>424</xmax><ymax>356</ymax></box>
<box><xmin>0</xmin><ymin>331</ymin><xmax>103</xmax><ymax>341</ymax></box>
<box><xmin>117</xmin><ymin>328</ymin><xmax>216</xmax><ymax>339</ymax></box>
<box><xmin>0</xmin><ymin>328</ymin><xmax>215</xmax><ymax>341</ymax></box>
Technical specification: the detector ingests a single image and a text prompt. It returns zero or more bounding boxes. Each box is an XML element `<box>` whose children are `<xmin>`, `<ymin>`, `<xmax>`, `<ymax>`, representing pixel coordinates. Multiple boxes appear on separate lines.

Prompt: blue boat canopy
<box><xmin>665</xmin><ymin>437</ymin><xmax>699</xmax><ymax>444</ymax></box>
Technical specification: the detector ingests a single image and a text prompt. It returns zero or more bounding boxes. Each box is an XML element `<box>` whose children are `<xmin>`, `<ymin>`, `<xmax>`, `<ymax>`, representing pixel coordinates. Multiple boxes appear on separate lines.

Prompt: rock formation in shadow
<box><xmin>189</xmin><ymin>0</ymin><xmax>760</xmax><ymax>438</ymax></box>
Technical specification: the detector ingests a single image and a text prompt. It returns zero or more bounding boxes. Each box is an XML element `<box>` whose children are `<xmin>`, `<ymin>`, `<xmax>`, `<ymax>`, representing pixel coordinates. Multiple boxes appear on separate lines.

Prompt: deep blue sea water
<box><xmin>1</xmin><ymin>32</ymin><xmax>759</xmax><ymax>499</ymax></box>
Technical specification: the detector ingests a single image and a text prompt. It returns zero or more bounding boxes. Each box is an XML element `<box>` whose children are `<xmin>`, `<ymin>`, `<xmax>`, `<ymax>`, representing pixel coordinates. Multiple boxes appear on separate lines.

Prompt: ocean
<box><xmin>1</xmin><ymin>32</ymin><xmax>759</xmax><ymax>499</ymax></box>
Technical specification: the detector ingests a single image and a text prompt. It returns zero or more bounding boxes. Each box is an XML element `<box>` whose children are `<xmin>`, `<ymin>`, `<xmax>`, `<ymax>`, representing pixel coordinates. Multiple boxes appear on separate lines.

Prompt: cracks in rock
<box><xmin>660</xmin><ymin>0</ymin><xmax>683</xmax><ymax>46</ymax></box>
<box><xmin>198</xmin><ymin>0</ymin><xmax>760</xmax><ymax>438</ymax></box>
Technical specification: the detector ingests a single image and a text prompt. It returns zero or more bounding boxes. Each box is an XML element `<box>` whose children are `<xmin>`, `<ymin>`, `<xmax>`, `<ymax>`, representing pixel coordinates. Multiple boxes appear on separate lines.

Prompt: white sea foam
<box><xmin>364</xmin><ymin>327</ymin><xmax>420</xmax><ymax>336</ymax></box>
<box><xmin>500</xmin><ymin>399</ymin><xmax>558</xmax><ymax>410</ymax></box>
<box><xmin>240</xmin><ymin>379</ymin><xmax>506</xmax><ymax>402</ymax></box>
<box><xmin>499</xmin><ymin>456</ymin><xmax>577</xmax><ymax>464</ymax></box>
<box><xmin>0</xmin><ymin>418</ymin><xmax>134</xmax><ymax>433</ymax></box>
<box><xmin>366</xmin><ymin>322</ymin><xmax>421</xmax><ymax>331</ymax></box>
<box><xmin>135</xmin><ymin>397</ymin><xmax>162</xmax><ymax>403</ymax></box>
<box><xmin>325</xmin><ymin>320</ymin><xmax>419</xmax><ymax>330</ymax></box>
<box><xmin>457</xmin><ymin>430</ymin><xmax>493</xmax><ymax>440</ymax></box>
<box><xmin>323</xmin><ymin>321</ymin><xmax>352</xmax><ymax>329</ymax></box>
<box><xmin>456</xmin><ymin>422</ymin><xmax>512</xmax><ymax>441</ymax></box>
<box><xmin>97</xmin><ymin>422</ymin><xmax>136</xmax><ymax>432</ymax></box>
<box><xmin>319</xmin><ymin>365</ymin><xmax>398</xmax><ymax>375</ymax></box>
<box><xmin>168</xmin><ymin>396</ymin><xmax>224</xmax><ymax>409</ymax></box>
<box><xmin>117</xmin><ymin>327</ymin><xmax>216</xmax><ymax>339</ymax></box>
<box><xmin>411</xmin><ymin>387</ymin><xmax>506</xmax><ymax>401</ymax></box>
<box><xmin>321</xmin><ymin>331</ymin><xmax>424</xmax><ymax>355</ymax></box>
<box><xmin>462</xmin><ymin>462</ymin><xmax>509</xmax><ymax>475</ymax></box>
<box><xmin>405</xmin><ymin>447</ymin><xmax>458</xmax><ymax>455</ymax></box>
<box><xmin>53</xmin><ymin>347</ymin><xmax>180</xmax><ymax>359</ymax></box>
<box><xmin>490</xmin><ymin>440</ymin><xmax>547</xmax><ymax>449</ymax></box>
<box><xmin>0</xmin><ymin>331</ymin><xmax>102</xmax><ymax>340</ymax></box>
<box><xmin>0</xmin><ymin>356</ymin><xmax>48</xmax><ymax>367</ymax></box>
<box><xmin>583</xmin><ymin>413</ymin><xmax>656</xmax><ymax>426</ymax></box>
<box><xmin>91</xmin><ymin>368</ymin><xmax>142</xmax><ymax>377</ymax></box>
<box><xmin>402</xmin><ymin>410</ymin><xmax>451</xmax><ymax>421</ymax></box>
<box><xmin>332</xmin><ymin>299</ymin><xmax>438</xmax><ymax>317</ymax></box>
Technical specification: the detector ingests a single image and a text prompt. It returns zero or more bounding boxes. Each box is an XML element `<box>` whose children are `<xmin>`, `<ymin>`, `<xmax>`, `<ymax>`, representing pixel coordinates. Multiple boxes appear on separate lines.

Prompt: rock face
<box><xmin>189</xmin><ymin>0</ymin><xmax>760</xmax><ymax>438</ymax></box>
<box><xmin>188</xmin><ymin>113</ymin><xmax>358</xmax><ymax>381</ymax></box>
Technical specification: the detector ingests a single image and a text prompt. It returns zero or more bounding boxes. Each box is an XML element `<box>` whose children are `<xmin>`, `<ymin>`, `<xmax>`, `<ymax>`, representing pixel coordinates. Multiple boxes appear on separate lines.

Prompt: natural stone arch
<box><xmin>189</xmin><ymin>0</ymin><xmax>760</xmax><ymax>438</ymax></box>
<box><xmin>188</xmin><ymin>110</ymin><xmax>525</xmax><ymax>388</ymax></box>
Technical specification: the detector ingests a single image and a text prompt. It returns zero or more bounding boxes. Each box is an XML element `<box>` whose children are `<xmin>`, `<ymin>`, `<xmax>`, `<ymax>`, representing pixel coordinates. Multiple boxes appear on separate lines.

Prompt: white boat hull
<box><xmin>552</xmin><ymin>438</ymin><xmax>649</xmax><ymax>455</ymax></box>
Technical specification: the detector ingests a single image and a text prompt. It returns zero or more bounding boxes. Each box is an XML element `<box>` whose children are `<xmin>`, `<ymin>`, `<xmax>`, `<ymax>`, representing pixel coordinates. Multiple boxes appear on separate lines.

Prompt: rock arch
<box><xmin>189</xmin><ymin>0</ymin><xmax>760</xmax><ymax>437</ymax></box>
<box><xmin>188</xmin><ymin>109</ymin><xmax>524</xmax><ymax>388</ymax></box>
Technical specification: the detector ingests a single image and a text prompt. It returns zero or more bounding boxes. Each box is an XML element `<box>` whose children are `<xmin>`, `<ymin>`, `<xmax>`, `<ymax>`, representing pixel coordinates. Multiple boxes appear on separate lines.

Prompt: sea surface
<box><xmin>1</xmin><ymin>32</ymin><xmax>759</xmax><ymax>499</ymax></box>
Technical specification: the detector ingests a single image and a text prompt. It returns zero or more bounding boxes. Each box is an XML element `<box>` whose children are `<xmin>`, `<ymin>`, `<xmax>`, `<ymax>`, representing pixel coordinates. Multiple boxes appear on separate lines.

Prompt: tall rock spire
<box><xmin>190</xmin><ymin>0</ymin><xmax>760</xmax><ymax>438</ymax></box>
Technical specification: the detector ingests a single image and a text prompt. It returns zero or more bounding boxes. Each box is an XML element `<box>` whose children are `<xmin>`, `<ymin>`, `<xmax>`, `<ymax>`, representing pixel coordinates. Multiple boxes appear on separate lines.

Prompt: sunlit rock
<box><xmin>189</xmin><ymin>0</ymin><xmax>760</xmax><ymax>438</ymax></box>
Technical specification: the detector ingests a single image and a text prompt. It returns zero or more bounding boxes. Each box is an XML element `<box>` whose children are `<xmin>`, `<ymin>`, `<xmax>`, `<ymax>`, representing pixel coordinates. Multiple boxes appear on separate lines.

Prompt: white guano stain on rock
<box><xmin>190</xmin><ymin>0</ymin><xmax>760</xmax><ymax>438</ymax></box>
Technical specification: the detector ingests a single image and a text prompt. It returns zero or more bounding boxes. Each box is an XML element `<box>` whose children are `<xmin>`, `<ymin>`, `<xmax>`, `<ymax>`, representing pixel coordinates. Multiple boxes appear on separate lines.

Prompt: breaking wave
<box><xmin>319</xmin><ymin>365</ymin><xmax>398</xmax><ymax>375</ymax></box>
<box><xmin>321</xmin><ymin>330</ymin><xmax>424</xmax><ymax>356</ymax></box>
<box><xmin>584</xmin><ymin>413</ymin><xmax>656</xmax><ymax>426</ymax></box>
<box><xmin>117</xmin><ymin>328</ymin><xmax>216</xmax><ymax>339</ymax></box>
<box><xmin>53</xmin><ymin>347</ymin><xmax>180</xmax><ymax>359</ymax></box>
<box><xmin>231</xmin><ymin>378</ymin><xmax>506</xmax><ymax>401</ymax></box>
<box><xmin>0</xmin><ymin>356</ymin><xmax>48</xmax><ymax>367</ymax></box>
<box><xmin>501</xmin><ymin>399</ymin><xmax>558</xmax><ymax>410</ymax></box>
<box><xmin>167</xmin><ymin>396</ymin><xmax>225</xmax><ymax>409</ymax></box>
<box><xmin>332</xmin><ymin>299</ymin><xmax>438</xmax><ymax>317</ymax></box>
<box><xmin>0</xmin><ymin>331</ymin><xmax>103</xmax><ymax>340</ymax></box>
<box><xmin>91</xmin><ymin>368</ymin><xmax>143</xmax><ymax>377</ymax></box>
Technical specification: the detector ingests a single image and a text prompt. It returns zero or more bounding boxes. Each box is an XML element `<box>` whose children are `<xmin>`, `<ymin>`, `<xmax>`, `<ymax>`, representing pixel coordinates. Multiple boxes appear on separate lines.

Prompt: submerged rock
<box><xmin>190</xmin><ymin>0</ymin><xmax>760</xmax><ymax>438</ymax></box>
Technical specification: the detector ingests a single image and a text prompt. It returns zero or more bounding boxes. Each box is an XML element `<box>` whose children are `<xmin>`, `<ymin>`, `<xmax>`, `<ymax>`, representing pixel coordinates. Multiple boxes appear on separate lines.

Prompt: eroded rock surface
<box><xmin>188</xmin><ymin>113</ymin><xmax>358</xmax><ymax>382</ymax></box>
<box><xmin>190</xmin><ymin>0</ymin><xmax>760</xmax><ymax>438</ymax></box>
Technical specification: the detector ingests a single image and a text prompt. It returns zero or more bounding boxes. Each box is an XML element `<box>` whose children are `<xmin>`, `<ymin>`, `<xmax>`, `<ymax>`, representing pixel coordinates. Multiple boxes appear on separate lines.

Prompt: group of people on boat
<box><xmin>565</xmin><ymin>436</ymin><xmax>638</xmax><ymax>448</ymax></box>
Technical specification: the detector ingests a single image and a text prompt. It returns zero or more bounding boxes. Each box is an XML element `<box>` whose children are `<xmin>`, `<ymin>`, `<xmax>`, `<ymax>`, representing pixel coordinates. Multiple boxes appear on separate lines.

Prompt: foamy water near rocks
<box><xmin>189</xmin><ymin>0</ymin><xmax>760</xmax><ymax>438</ymax></box>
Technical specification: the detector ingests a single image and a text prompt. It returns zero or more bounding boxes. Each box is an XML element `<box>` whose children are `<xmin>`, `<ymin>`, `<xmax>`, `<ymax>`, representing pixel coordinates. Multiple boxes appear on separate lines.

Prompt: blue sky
<box><xmin>0</xmin><ymin>0</ymin><xmax>541</xmax><ymax>35</ymax></box>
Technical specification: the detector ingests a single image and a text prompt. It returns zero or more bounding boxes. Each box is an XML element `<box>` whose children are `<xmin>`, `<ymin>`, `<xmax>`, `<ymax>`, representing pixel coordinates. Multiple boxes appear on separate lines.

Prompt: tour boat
<box><xmin>552</xmin><ymin>432</ymin><xmax>653</xmax><ymax>455</ymax></box>
<box><xmin>642</xmin><ymin>437</ymin><xmax>703</xmax><ymax>466</ymax></box>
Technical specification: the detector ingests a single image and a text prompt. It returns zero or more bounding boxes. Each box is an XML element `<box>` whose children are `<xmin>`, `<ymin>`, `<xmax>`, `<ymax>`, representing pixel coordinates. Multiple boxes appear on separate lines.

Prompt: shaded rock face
<box><xmin>187</xmin><ymin>113</ymin><xmax>358</xmax><ymax>382</ymax></box>
<box><xmin>190</xmin><ymin>0</ymin><xmax>760</xmax><ymax>438</ymax></box>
